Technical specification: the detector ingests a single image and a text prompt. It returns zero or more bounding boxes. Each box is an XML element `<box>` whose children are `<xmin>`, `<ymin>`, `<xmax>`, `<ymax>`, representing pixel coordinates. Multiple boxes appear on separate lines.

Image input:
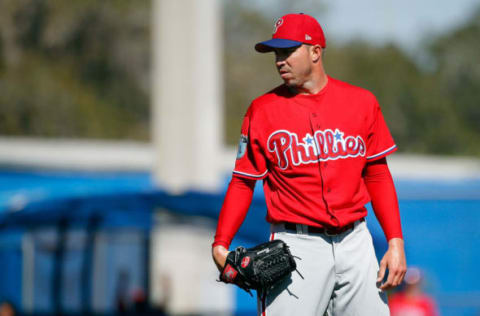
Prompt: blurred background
<box><xmin>0</xmin><ymin>0</ymin><xmax>479</xmax><ymax>315</ymax></box>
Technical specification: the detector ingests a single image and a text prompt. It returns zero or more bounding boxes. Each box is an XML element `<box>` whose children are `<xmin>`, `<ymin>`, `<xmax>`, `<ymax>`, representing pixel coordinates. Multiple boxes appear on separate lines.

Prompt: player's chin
<box><xmin>282</xmin><ymin>77</ymin><xmax>295</xmax><ymax>85</ymax></box>
<box><xmin>280</xmin><ymin>73</ymin><xmax>294</xmax><ymax>84</ymax></box>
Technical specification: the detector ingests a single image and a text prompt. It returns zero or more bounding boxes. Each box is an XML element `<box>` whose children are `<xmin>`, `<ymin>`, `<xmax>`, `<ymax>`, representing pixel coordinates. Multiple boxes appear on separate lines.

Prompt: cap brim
<box><xmin>254</xmin><ymin>38</ymin><xmax>302</xmax><ymax>53</ymax></box>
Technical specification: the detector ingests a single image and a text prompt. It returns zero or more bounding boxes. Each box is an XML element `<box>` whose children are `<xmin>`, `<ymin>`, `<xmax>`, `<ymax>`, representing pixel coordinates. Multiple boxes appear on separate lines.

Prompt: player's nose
<box><xmin>275</xmin><ymin>57</ymin><xmax>287</xmax><ymax>68</ymax></box>
<box><xmin>275</xmin><ymin>54</ymin><xmax>287</xmax><ymax>64</ymax></box>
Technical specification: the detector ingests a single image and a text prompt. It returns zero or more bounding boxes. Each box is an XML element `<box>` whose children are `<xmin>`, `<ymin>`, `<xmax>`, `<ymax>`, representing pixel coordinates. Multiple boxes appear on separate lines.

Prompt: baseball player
<box><xmin>212</xmin><ymin>13</ymin><xmax>406</xmax><ymax>315</ymax></box>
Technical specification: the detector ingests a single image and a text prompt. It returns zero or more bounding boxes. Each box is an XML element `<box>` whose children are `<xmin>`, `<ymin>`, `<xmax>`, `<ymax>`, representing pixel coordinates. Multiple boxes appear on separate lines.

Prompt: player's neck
<box><xmin>295</xmin><ymin>72</ymin><xmax>328</xmax><ymax>95</ymax></box>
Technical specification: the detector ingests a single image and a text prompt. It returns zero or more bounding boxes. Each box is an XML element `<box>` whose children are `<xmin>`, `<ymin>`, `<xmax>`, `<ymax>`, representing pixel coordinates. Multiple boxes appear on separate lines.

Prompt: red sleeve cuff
<box><xmin>212</xmin><ymin>240</ymin><xmax>230</xmax><ymax>249</ymax></box>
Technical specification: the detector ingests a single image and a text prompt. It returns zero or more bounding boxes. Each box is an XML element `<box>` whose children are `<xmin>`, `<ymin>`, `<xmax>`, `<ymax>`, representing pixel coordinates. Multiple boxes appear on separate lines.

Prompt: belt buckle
<box><xmin>324</xmin><ymin>227</ymin><xmax>338</xmax><ymax>236</ymax></box>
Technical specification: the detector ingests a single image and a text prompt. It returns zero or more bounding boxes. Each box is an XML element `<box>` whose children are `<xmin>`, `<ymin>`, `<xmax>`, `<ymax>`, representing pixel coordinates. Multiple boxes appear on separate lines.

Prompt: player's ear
<box><xmin>311</xmin><ymin>45</ymin><xmax>322</xmax><ymax>63</ymax></box>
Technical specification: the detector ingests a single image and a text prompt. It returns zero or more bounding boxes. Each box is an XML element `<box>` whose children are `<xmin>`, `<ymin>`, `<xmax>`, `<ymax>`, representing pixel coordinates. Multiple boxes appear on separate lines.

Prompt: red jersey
<box><xmin>233</xmin><ymin>76</ymin><xmax>397</xmax><ymax>228</ymax></box>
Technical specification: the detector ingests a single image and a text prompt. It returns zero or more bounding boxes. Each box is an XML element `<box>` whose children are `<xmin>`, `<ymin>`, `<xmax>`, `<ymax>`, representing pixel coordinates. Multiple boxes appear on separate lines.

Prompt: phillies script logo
<box><xmin>267</xmin><ymin>128</ymin><xmax>366</xmax><ymax>169</ymax></box>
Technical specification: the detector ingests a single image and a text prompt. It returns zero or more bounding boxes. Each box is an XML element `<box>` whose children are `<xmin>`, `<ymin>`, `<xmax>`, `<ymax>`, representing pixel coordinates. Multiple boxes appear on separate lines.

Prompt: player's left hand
<box><xmin>377</xmin><ymin>237</ymin><xmax>406</xmax><ymax>291</ymax></box>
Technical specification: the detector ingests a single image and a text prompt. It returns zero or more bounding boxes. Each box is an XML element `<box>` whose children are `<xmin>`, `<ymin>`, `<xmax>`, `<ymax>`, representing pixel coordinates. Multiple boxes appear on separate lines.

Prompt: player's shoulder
<box><xmin>253</xmin><ymin>84</ymin><xmax>291</xmax><ymax>105</ymax></box>
<box><xmin>247</xmin><ymin>84</ymin><xmax>291</xmax><ymax>114</ymax></box>
<box><xmin>329</xmin><ymin>76</ymin><xmax>378</xmax><ymax>103</ymax></box>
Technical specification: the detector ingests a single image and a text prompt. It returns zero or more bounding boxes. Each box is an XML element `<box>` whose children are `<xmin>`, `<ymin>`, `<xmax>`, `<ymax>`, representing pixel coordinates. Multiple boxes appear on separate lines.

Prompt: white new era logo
<box><xmin>305</xmin><ymin>34</ymin><xmax>312</xmax><ymax>40</ymax></box>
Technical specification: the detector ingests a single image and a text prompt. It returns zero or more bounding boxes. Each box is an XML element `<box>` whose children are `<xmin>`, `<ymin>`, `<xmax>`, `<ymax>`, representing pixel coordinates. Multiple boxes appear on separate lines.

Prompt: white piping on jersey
<box><xmin>366</xmin><ymin>144</ymin><xmax>397</xmax><ymax>160</ymax></box>
<box><xmin>233</xmin><ymin>169</ymin><xmax>268</xmax><ymax>178</ymax></box>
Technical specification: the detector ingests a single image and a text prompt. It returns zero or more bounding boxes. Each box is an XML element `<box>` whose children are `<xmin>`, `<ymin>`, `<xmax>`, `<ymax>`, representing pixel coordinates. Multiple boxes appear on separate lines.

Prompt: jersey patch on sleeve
<box><xmin>236</xmin><ymin>134</ymin><xmax>248</xmax><ymax>159</ymax></box>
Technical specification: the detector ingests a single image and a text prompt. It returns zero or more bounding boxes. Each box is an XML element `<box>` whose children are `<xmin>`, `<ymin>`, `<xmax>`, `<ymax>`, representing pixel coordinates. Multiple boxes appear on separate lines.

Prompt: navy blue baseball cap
<box><xmin>255</xmin><ymin>13</ymin><xmax>326</xmax><ymax>53</ymax></box>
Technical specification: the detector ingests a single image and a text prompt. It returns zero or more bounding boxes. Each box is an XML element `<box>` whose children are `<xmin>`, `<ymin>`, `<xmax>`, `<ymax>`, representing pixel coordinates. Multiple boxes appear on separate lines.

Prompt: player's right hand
<box><xmin>212</xmin><ymin>245</ymin><xmax>230</xmax><ymax>272</ymax></box>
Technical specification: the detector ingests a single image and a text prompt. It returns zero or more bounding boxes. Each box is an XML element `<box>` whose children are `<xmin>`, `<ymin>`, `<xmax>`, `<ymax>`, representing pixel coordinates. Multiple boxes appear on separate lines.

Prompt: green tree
<box><xmin>0</xmin><ymin>0</ymin><xmax>151</xmax><ymax>139</ymax></box>
<box><xmin>429</xmin><ymin>8</ymin><xmax>480</xmax><ymax>156</ymax></box>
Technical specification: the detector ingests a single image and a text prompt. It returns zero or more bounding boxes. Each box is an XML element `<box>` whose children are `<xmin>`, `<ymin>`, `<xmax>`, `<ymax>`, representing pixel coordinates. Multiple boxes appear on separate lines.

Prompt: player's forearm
<box><xmin>212</xmin><ymin>176</ymin><xmax>256</xmax><ymax>248</ymax></box>
<box><xmin>364</xmin><ymin>158</ymin><xmax>403</xmax><ymax>241</ymax></box>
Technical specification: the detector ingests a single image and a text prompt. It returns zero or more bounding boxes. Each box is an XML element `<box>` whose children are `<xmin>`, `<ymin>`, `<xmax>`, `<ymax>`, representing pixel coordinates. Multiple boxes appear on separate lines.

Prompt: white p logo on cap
<box><xmin>273</xmin><ymin>18</ymin><xmax>283</xmax><ymax>34</ymax></box>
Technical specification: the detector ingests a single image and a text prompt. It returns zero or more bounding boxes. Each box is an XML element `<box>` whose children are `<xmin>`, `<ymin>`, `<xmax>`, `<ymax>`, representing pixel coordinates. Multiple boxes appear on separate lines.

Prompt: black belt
<box><xmin>283</xmin><ymin>218</ymin><xmax>364</xmax><ymax>235</ymax></box>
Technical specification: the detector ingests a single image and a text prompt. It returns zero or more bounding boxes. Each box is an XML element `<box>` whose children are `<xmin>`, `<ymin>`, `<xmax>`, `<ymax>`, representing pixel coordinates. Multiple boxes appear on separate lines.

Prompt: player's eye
<box><xmin>275</xmin><ymin>47</ymin><xmax>296</xmax><ymax>58</ymax></box>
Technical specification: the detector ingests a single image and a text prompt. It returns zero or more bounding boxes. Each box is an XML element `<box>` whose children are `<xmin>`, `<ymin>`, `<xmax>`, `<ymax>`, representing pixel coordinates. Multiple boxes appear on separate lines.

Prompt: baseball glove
<box><xmin>219</xmin><ymin>239</ymin><xmax>297</xmax><ymax>294</ymax></box>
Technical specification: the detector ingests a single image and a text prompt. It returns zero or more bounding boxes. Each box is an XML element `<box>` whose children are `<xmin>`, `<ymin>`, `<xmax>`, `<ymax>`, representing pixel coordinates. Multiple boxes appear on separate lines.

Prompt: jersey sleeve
<box><xmin>212</xmin><ymin>176</ymin><xmax>256</xmax><ymax>249</ymax></box>
<box><xmin>363</xmin><ymin>158</ymin><xmax>403</xmax><ymax>241</ymax></box>
<box><xmin>366</xmin><ymin>97</ymin><xmax>397</xmax><ymax>161</ymax></box>
<box><xmin>232</xmin><ymin>106</ymin><xmax>269</xmax><ymax>180</ymax></box>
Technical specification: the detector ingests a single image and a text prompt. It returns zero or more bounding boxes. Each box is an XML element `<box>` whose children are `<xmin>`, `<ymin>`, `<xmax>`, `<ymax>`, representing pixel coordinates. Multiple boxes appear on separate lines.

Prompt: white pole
<box><xmin>152</xmin><ymin>0</ymin><xmax>224</xmax><ymax>193</ymax></box>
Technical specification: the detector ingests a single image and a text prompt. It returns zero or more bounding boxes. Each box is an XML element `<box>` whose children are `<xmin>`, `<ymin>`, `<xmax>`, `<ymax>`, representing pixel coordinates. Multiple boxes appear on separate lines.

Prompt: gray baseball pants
<box><xmin>257</xmin><ymin>220</ymin><xmax>389</xmax><ymax>316</ymax></box>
